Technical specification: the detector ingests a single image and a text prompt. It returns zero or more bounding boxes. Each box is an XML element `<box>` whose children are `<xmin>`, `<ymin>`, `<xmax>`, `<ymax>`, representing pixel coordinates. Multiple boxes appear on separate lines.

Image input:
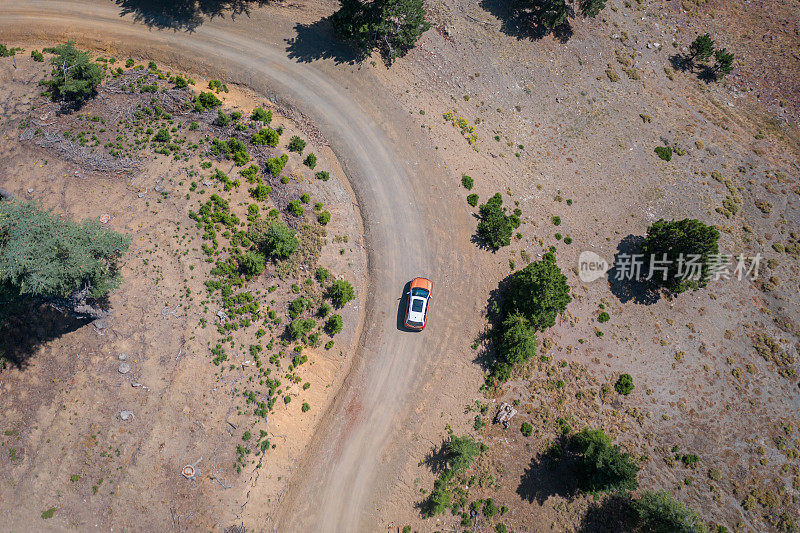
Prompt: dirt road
<box><xmin>0</xmin><ymin>1</ymin><xmax>479</xmax><ymax>530</ymax></box>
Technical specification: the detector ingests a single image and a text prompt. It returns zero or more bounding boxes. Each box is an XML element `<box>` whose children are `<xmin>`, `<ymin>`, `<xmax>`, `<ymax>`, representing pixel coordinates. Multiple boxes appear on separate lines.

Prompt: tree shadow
<box><xmin>421</xmin><ymin>440</ymin><xmax>450</xmax><ymax>476</ymax></box>
<box><xmin>0</xmin><ymin>298</ymin><xmax>90</xmax><ymax>371</ymax></box>
<box><xmin>285</xmin><ymin>18</ymin><xmax>360</xmax><ymax>65</ymax></box>
<box><xmin>577</xmin><ymin>493</ymin><xmax>637</xmax><ymax>533</ymax></box>
<box><xmin>607</xmin><ymin>234</ymin><xmax>661</xmax><ymax>305</ymax></box>
<box><xmin>479</xmin><ymin>0</ymin><xmax>573</xmax><ymax>42</ymax></box>
<box><xmin>517</xmin><ymin>438</ymin><xmax>580</xmax><ymax>504</ymax></box>
<box><xmin>471</xmin><ymin>275</ymin><xmax>510</xmax><ymax>373</ymax></box>
<box><xmin>115</xmin><ymin>0</ymin><xmax>272</xmax><ymax>31</ymax></box>
<box><xmin>668</xmin><ymin>53</ymin><xmax>692</xmax><ymax>73</ymax></box>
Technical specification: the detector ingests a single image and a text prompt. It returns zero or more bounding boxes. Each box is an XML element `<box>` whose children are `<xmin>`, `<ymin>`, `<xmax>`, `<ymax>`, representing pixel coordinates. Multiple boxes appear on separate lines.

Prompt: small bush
<box><xmin>598</xmin><ymin>311</ymin><xmax>610</xmax><ymax>323</ymax></box>
<box><xmin>615</xmin><ymin>373</ymin><xmax>634</xmax><ymax>395</ymax></box>
<box><xmin>328</xmin><ymin>279</ymin><xmax>355</xmax><ymax>307</ymax></box>
<box><xmin>318</xmin><ymin>302</ymin><xmax>331</xmax><ymax>317</ymax></box>
<box><xmin>552</xmin><ymin>215</ymin><xmax>561</xmax><ymax>226</ymax></box>
<box><xmin>215</xmin><ymin>110</ymin><xmax>231</xmax><ymax>127</ymax></box>
<box><xmin>301</xmin><ymin>402</ymin><xmax>310</xmax><ymax>412</ymax></box>
<box><xmin>265</xmin><ymin>154</ymin><xmax>288</xmax><ymax>176</ymax></box>
<box><xmin>325</xmin><ymin>314</ymin><xmax>343</xmax><ymax>335</ymax></box>
<box><xmin>249</xmin><ymin>183</ymin><xmax>271</xmax><ymax>201</ymax></box>
<box><xmin>31</xmin><ymin>50</ymin><xmax>44</xmax><ymax>62</ymax></box>
<box><xmin>153</xmin><ymin>129</ymin><xmax>170</xmax><ymax>143</ymax></box>
<box><xmin>521</xmin><ymin>422</ymin><xmax>533</xmax><ymax>437</ymax></box>
<box><xmin>252</xmin><ymin>128</ymin><xmax>279</xmax><ymax>147</ymax></box>
<box><xmin>315</xmin><ymin>171</ymin><xmax>330</xmax><ymax>181</ymax></box>
<box><xmin>635</xmin><ymin>490</ymin><xmax>705</xmax><ymax>533</ymax></box>
<box><xmin>477</xmin><ymin>193</ymin><xmax>513</xmax><ymax>249</ymax></box>
<box><xmin>251</xmin><ymin>221</ymin><xmax>298</xmax><ymax>259</ymax></box>
<box><xmin>654</xmin><ymin>146</ymin><xmax>672</xmax><ymax>161</ymax></box>
<box><xmin>462</xmin><ymin>175</ymin><xmax>474</xmax><ymax>190</ymax></box>
<box><xmin>318</xmin><ymin>210</ymin><xmax>331</xmax><ymax>225</ymax></box>
<box><xmin>287</xmin><ymin>200</ymin><xmax>304</xmax><ymax>217</ymax></box>
<box><xmin>288</xmin><ymin>136</ymin><xmax>306</xmax><ymax>153</ymax></box>
<box><xmin>251</xmin><ymin>107</ymin><xmax>272</xmax><ymax>123</ymax></box>
<box><xmin>197</xmin><ymin>91</ymin><xmax>222</xmax><ymax>109</ymax></box>
<box><xmin>173</xmin><ymin>75</ymin><xmax>188</xmax><ymax>88</ymax></box>
<box><xmin>304</xmin><ymin>153</ymin><xmax>317</xmax><ymax>169</ymax></box>
<box><xmin>315</xmin><ymin>268</ymin><xmax>330</xmax><ymax>282</ymax></box>
<box><xmin>238</xmin><ymin>251</ymin><xmax>265</xmax><ymax>278</ymax></box>
<box><xmin>467</xmin><ymin>193</ymin><xmax>479</xmax><ymax>207</ymax></box>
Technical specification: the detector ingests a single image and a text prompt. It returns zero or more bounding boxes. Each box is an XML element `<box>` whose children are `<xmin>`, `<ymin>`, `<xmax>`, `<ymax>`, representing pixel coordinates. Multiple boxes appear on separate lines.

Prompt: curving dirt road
<box><xmin>0</xmin><ymin>2</ymin><xmax>479</xmax><ymax>530</ymax></box>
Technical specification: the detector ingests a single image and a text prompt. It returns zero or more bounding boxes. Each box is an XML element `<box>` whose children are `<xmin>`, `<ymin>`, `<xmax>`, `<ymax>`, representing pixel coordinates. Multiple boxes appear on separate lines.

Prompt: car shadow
<box><xmin>396</xmin><ymin>281</ymin><xmax>415</xmax><ymax>332</ymax></box>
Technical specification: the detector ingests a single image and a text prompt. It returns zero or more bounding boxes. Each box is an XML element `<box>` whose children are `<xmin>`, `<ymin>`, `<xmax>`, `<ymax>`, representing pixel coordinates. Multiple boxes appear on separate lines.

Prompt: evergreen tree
<box><xmin>713</xmin><ymin>48</ymin><xmax>734</xmax><ymax>78</ymax></box>
<box><xmin>331</xmin><ymin>0</ymin><xmax>432</xmax><ymax>64</ymax></box>
<box><xmin>688</xmin><ymin>33</ymin><xmax>715</xmax><ymax>63</ymax></box>
<box><xmin>505</xmin><ymin>252</ymin><xmax>572</xmax><ymax>331</ymax></box>
<box><xmin>635</xmin><ymin>490</ymin><xmax>707</xmax><ymax>533</ymax></box>
<box><xmin>640</xmin><ymin>218</ymin><xmax>719</xmax><ymax>294</ymax></box>
<box><xmin>0</xmin><ymin>201</ymin><xmax>130</xmax><ymax>317</ymax></box>
<box><xmin>40</xmin><ymin>42</ymin><xmax>102</xmax><ymax>101</ymax></box>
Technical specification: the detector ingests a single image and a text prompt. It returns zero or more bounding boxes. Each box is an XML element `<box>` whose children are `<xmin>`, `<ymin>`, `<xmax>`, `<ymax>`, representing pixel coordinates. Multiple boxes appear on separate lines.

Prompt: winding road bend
<box><xmin>0</xmin><ymin>1</ymin><xmax>476</xmax><ymax>531</ymax></box>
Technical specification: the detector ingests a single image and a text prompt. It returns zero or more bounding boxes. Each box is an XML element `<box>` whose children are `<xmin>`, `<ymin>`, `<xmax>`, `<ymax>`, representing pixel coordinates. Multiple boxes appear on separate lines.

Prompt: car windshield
<box><xmin>411</xmin><ymin>287</ymin><xmax>429</xmax><ymax>298</ymax></box>
<box><xmin>411</xmin><ymin>298</ymin><xmax>424</xmax><ymax>313</ymax></box>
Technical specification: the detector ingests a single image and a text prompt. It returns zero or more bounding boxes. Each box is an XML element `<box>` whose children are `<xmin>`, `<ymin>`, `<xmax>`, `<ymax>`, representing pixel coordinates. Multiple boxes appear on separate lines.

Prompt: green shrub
<box><xmin>328</xmin><ymin>279</ymin><xmax>355</xmax><ymax>307</ymax></box>
<box><xmin>215</xmin><ymin>110</ymin><xmax>231</xmax><ymax>127</ymax></box>
<box><xmin>318</xmin><ymin>210</ymin><xmax>331</xmax><ymax>225</ymax></box>
<box><xmin>40</xmin><ymin>42</ymin><xmax>102</xmax><ymax>101</ymax></box>
<box><xmin>315</xmin><ymin>171</ymin><xmax>330</xmax><ymax>181</ymax></box>
<box><xmin>197</xmin><ymin>91</ymin><xmax>222</xmax><ymax>109</ymax></box>
<box><xmin>552</xmin><ymin>215</ymin><xmax>561</xmax><ymax>226</ymax></box>
<box><xmin>287</xmin><ymin>200</ymin><xmax>304</xmax><ymax>217</ymax></box>
<box><xmin>288</xmin><ymin>136</ymin><xmax>306</xmax><ymax>153</ymax></box>
<box><xmin>462</xmin><ymin>175</ymin><xmax>474</xmax><ymax>190</ymax></box>
<box><xmin>505</xmin><ymin>252</ymin><xmax>571</xmax><ymax>331</ymax></box>
<box><xmin>152</xmin><ymin>129</ymin><xmax>170</xmax><ymax>143</ymax></box>
<box><xmin>483</xmin><ymin>498</ymin><xmax>498</xmax><ymax>517</ymax></box>
<box><xmin>325</xmin><ymin>314</ymin><xmax>343</xmax><ymax>335</ymax></box>
<box><xmin>288</xmin><ymin>318</ymin><xmax>316</xmax><ymax>339</ymax></box>
<box><xmin>477</xmin><ymin>193</ymin><xmax>513</xmax><ymax>249</ymax></box>
<box><xmin>301</xmin><ymin>402</ymin><xmax>310</xmax><ymax>412</ymax></box>
<box><xmin>31</xmin><ymin>50</ymin><xmax>44</xmax><ymax>62</ymax></box>
<box><xmin>251</xmin><ymin>221</ymin><xmax>298</xmax><ymax>259</ymax></box>
<box><xmin>315</xmin><ymin>268</ymin><xmax>330</xmax><ymax>283</ymax></box>
<box><xmin>571</xmin><ymin>428</ymin><xmax>639</xmax><ymax>493</ymax></box>
<box><xmin>318</xmin><ymin>302</ymin><xmax>331</xmax><ymax>317</ymax></box>
<box><xmin>251</xmin><ymin>107</ymin><xmax>272</xmax><ymax>123</ymax></box>
<box><xmin>252</xmin><ymin>128</ymin><xmax>279</xmax><ymax>147</ymax></box>
<box><xmin>467</xmin><ymin>193</ymin><xmax>479</xmax><ymax>207</ymax></box>
<box><xmin>249</xmin><ymin>183</ymin><xmax>271</xmax><ymax>201</ymax></box>
<box><xmin>654</xmin><ymin>146</ymin><xmax>672</xmax><ymax>161</ymax></box>
<box><xmin>521</xmin><ymin>422</ymin><xmax>533</xmax><ymax>437</ymax></box>
<box><xmin>635</xmin><ymin>490</ymin><xmax>706</xmax><ymax>533</ymax></box>
<box><xmin>238</xmin><ymin>251</ymin><xmax>265</xmax><ymax>278</ymax></box>
<box><xmin>173</xmin><ymin>75</ymin><xmax>188</xmax><ymax>88</ymax></box>
<box><xmin>288</xmin><ymin>297</ymin><xmax>307</xmax><ymax>319</ymax></box>
<box><xmin>689</xmin><ymin>33</ymin><xmax>715</xmax><ymax>62</ymax></box>
<box><xmin>640</xmin><ymin>218</ymin><xmax>719</xmax><ymax>293</ymax></box>
<box><xmin>614</xmin><ymin>374</ymin><xmax>634</xmax><ymax>395</ymax></box>
<box><xmin>304</xmin><ymin>153</ymin><xmax>317</xmax><ymax>169</ymax></box>
<box><xmin>598</xmin><ymin>311</ymin><xmax>610</xmax><ymax>323</ymax></box>
<box><xmin>266</xmin><ymin>154</ymin><xmax>288</xmax><ymax>176</ymax></box>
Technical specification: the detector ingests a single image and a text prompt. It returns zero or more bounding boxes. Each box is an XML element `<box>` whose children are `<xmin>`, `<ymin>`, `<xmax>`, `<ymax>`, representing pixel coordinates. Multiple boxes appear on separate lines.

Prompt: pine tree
<box><xmin>713</xmin><ymin>48</ymin><xmax>734</xmax><ymax>78</ymax></box>
<box><xmin>688</xmin><ymin>33</ymin><xmax>715</xmax><ymax>63</ymax></box>
<box><xmin>40</xmin><ymin>41</ymin><xmax>102</xmax><ymax>101</ymax></box>
<box><xmin>0</xmin><ymin>201</ymin><xmax>130</xmax><ymax>317</ymax></box>
<box><xmin>331</xmin><ymin>0</ymin><xmax>432</xmax><ymax>64</ymax></box>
